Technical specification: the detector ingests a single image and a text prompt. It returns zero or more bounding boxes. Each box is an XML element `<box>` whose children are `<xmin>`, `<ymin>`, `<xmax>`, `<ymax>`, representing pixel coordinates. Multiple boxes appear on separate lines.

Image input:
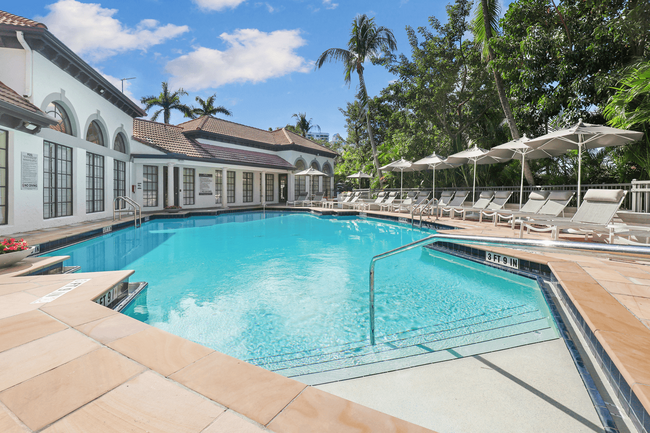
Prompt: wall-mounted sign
<box><xmin>21</xmin><ymin>152</ymin><xmax>38</xmax><ymax>190</ymax></box>
<box><xmin>199</xmin><ymin>173</ymin><xmax>213</xmax><ymax>195</ymax></box>
<box><xmin>486</xmin><ymin>251</ymin><xmax>519</xmax><ymax>269</ymax></box>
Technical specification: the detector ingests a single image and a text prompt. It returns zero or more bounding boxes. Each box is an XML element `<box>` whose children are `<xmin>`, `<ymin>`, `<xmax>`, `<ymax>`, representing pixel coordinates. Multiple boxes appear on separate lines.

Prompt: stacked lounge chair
<box><xmin>307</xmin><ymin>192</ymin><xmax>325</xmax><ymax>207</ymax></box>
<box><xmin>448</xmin><ymin>191</ymin><xmax>496</xmax><ymax>220</ymax></box>
<box><xmin>379</xmin><ymin>192</ymin><xmax>399</xmax><ymax>212</ymax></box>
<box><xmin>341</xmin><ymin>192</ymin><xmax>362</xmax><ymax>209</ymax></box>
<box><xmin>439</xmin><ymin>191</ymin><xmax>470</xmax><ymax>218</ymax></box>
<box><xmin>288</xmin><ymin>192</ymin><xmax>309</xmax><ymax>207</ymax></box>
<box><xmin>396</xmin><ymin>191</ymin><xmax>430</xmax><ymax>213</ymax></box>
<box><xmin>322</xmin><ymin>191</ymin><xmax>352</xmax><ymax>209</ymax></box>
<box><xmin>499</xmin><ymin>191</ymin><xmax>574</xmax><ymax>229</ymax></box>
<box><xmin>518</xmin><ymin>189</ymin><xmax>627</xmax><ymax>240</ymax></box>
<box><xmin>358</xmin><ymin>192</ymin><xmax>386</xmax><ymax>211</ymax></box>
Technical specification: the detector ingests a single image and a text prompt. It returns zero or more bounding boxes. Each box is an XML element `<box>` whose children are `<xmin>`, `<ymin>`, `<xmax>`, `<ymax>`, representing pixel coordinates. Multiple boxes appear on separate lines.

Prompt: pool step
<box><xmin>246</xmin><ymin>305</ymin><xmax>556</xmax><ymax>383</ymax></box>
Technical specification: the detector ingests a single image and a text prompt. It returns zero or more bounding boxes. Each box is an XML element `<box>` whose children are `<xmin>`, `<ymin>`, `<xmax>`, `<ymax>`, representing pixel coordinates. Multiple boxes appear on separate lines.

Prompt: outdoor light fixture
<box><xmin>22</xmin><ymin>122</ymin><xmax>38</xmax><ymax>131</ymax></box>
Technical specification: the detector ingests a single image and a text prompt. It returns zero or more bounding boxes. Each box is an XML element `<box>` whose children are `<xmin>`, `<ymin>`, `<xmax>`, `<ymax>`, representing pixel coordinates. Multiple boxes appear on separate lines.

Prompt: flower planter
<box><xmin>165</xmin><ymin>208</ymin><xmax>181</xmax><ymax>214</ymax></box>
<box><xmin>0</xmin><ymin>247</ymin><xmax>35</xmax><ymax>268</ymax></box>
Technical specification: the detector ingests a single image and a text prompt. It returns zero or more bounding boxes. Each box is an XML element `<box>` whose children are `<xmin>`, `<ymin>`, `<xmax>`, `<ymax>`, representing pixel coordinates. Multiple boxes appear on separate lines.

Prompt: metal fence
<box><xmin>354</xmin><ymin>182</ymin><xmax>644</xmax><ymax>211</ymax></box>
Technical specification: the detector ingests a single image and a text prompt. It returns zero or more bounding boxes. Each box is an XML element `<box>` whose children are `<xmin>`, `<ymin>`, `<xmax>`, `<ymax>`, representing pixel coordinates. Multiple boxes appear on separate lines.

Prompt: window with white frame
<box><xmin>243</xmin><ymin>172</ymin><xmax>253</xmax><ymax>203</ymax></box>
<box><xmin>215</xmin><ymin>170</ymin><xmax>222</xmax><ymax>204</ymax></box>
<box><xmin>143</xmin><ymin>165</ymin><xmax>158</xmax><ymax>207</ymax></box>
<box><xmin>114</xmin><ymin>160</ymin><xmax>126</xmax><ymax>209</ymax></box>
<box><xmin>227</xmin><ymin>171</ymin><xmax>235</xmax><ymax>203</ymax></box>
<box><xmin>183</xmin><ymin>168</ymin><xmax>195</xmax><ymax>205</ymax></box>
<box><xmin>86</xmin><ymin>152</ymin><xmax>104</xmax><ymax>213</ymax></box>
<box><xmin>265</xmin><ymin>174</ymin><xmax>274</xmax><ymax>202</ymax></box>
<box><xmin>43</xmin><ymin>141</ymin><xmax>73</xmax><ymax>219</ymax></box>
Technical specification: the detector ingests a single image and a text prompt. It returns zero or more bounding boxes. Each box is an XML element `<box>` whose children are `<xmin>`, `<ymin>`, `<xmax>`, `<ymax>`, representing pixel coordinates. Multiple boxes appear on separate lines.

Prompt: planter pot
<box><xmin>0</xmin><ymin>247</ymin><xmax>35</xmax><ymax>268</ymax></box>
<box><xmin>165</xmin><ymin>209</ymin><xmax>182</xmax><ymax>214</ymax></box>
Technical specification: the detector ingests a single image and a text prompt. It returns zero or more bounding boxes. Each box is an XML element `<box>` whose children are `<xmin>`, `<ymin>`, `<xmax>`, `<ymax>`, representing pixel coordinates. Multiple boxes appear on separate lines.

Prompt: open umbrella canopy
<box><xmin>379</xmin><ymin>158</ymin><xmax>426</xmax><ymax>198</ymax></box>
<box><xmin>526</xmin><ymin>120</ymin><xmax>644</xmax><ymax>206</ymax></box>
<box><xmin>295</xmin><ymin>167</ymin><xmax>328</xmax><ymax>177</ymax></box>
<box><xmin>449</xmin><ymin>145</ymin><xmax>507</xmax><ymax>203</ymax></box>
<box><xmin>489</xmin><ymin>136</ymin><xmax>567</xmax><ymax>209</ymax></box>
<box><xmin>346</xmin><ymin>171</ymin><xmax>373</xmax><ymax>179</ymax></box>
<box><xmin>414</xmin><ymin>153</ymin><xmax>462</xmax><ymax>199</ymax></box>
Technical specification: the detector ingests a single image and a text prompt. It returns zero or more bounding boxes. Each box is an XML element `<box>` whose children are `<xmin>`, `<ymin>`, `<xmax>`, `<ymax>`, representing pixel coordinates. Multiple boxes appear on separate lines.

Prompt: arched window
<box><xmin>46</xmin><ymin>102</ymin><xmax>72</xmax><ymax>135</ymax></box>
<box><xmin>311</xmin><ymin>161</ymin><xmax>320</xmax><ymax>194</ymax></box>
<box><xmin>86</xmin><ymin>121</ymin><xmax>105</xmax><ymax>146</ymax></box>
<box><xmin>294</xmin><ymin>159</ymin><xmax>306</xmax><ymax>196</ymax></box>
<box><xmin>114</xmin><ymin>133</ymin><xmax>127</xmax><ymax>153</ymax></box>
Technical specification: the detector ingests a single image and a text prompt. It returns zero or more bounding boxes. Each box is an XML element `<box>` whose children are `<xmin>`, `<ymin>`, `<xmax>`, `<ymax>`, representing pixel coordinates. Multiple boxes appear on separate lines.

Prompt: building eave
<box><xmin>0</xmin><ymin>25</ymin><xmax>147</xmax><ymax>118</ymax></box>
<box><xmin>0</xmin><ymin>99</ymin><xmax>57</xmax><ymax>133</ymax></box>
<box><xmin>131</xmin><ymin>153</ymin><xmax>297</xmax><ymax>171</ymax></box>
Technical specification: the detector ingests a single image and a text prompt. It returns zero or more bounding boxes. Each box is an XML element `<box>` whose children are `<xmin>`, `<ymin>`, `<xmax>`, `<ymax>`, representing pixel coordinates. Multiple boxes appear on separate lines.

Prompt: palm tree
<box><xmin>473</xmin><ymin>0</ymin><xmax>534</xmax><ymax>185</ymax></box>
<box><xmin>292</xmin><ymin>112</ymin><xmax>320</xmax><ymax>137</ymax></box>
<box><xmin>316</xmin><ymin>14</ymin><xmax>397</xmax><ymax>185</ymax></box>
<box><xmin>140</xmin><ymin>82</ymin><xmax>192</xmax><ymax>124</ymax></box>
<box><xmin>191</xmin><ymin>94</ymin><xmax>232</xmax><ymax>119</ymax></box>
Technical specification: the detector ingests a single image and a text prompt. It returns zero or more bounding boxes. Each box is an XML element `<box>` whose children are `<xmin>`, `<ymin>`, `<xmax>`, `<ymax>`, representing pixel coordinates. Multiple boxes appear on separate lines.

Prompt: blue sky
<box><xmin>12</xmin><ymin>0</ymin><xmax>480</xmax><ymax>139</ymax></box>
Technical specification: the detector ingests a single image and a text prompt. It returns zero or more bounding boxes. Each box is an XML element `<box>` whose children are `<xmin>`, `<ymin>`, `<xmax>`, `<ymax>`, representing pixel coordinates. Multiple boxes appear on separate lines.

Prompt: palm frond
<box><xmin>472</xmin><ymin>0</ymin><xmax>501</xmax><ymax>60</ymax></box>
<box><xmin>315</xmin><ymin>48</ymin><xmax>352</xmax><ymax>69</ymax></box>
<box><xmin>150</xmin><ymin>109</ymin><xmax>163</xmax><ymax>122</ymax></box>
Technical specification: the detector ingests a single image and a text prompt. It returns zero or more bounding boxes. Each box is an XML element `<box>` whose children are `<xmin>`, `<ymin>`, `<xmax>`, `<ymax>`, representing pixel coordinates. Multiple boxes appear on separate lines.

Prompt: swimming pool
<box><xmin>47</xmin><ymin>212</ymin><xmax>556</xmax><ymax>368</ymax></box>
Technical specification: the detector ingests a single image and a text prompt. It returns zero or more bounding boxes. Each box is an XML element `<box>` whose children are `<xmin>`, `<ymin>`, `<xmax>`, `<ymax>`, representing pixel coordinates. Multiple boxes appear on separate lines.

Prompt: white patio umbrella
<box><xmin>347</xmin><ymin>171</ymin><xmax>372</xmax><ymax>188</ymax></box>
<box><xmin>488</xmin><ymin>135</ymin><xmax>567</xmax><ymax>209</ymax></box>
<box><xmin>379</xmin><ymin>158</ymin><xmax>427</xmax><ymax>198</ymax></box>
<box><xmin>448</xmin><ymin>145</ymin><xmax>506</xmax><ymax>204</ymax></box>
<box><xmin>295</xmin><ymin>167</ymin><xmax>328</xmax><ymax>197</ymax></box>
<box><xmin>526</xmin><ymin>119</ymin><xmax>644</xmax><ymax>207</ymax></box>
<box><xmin>414</xmin><ymin>152</ymin><xmax>462</xmax><ymax>200</ymax></box>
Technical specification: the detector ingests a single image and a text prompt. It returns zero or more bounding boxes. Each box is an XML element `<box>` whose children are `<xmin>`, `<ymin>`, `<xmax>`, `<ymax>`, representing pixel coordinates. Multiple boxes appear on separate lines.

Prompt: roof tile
<box><xmin>0</xmin><ymin>11</ymin><xmax>47</xmax><ymax>28</ymax></box>
<box><xmin>134</xmin><ymin>119</ymin><xmax>295</xmax><ymax>170</ymax></box>
<box><xmin>178</xmin><ymin>116</ymin><xmax>336</xmax><ymax>155</ymax></box>
<box><xmin>0</xmin><ymin>81</ymin><xmax>47</xmax><ymax>115</ymax></box>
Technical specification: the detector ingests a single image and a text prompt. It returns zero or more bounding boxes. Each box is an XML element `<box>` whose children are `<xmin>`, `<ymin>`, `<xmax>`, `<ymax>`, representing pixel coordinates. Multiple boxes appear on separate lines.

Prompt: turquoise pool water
<box><xmin>47</xmin><ymin>212</ymin><xmax>553</xmax><ymax>360</ymax></box>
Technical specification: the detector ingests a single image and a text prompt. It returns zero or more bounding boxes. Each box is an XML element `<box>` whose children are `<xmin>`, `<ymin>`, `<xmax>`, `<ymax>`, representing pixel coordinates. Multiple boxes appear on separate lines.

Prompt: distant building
<box><xmin>307</xmin><ymin>132</ymin><xmax>329</xmax><ymax>142</ymax></box>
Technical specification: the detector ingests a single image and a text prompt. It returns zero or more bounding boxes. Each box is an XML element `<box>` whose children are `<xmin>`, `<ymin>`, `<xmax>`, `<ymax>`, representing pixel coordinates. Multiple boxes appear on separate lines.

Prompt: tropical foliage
<box><xmin>190</xmin><ymin>94</ymin><xmax>232</xmax><ymax>119</ymax></box>
<box><xmin>140</xmin><ymin>82</ymin><xmax>192</xmax><ymax>124</ymax></box>
<box><xmin>333</xmin><ymin>0</ymin><xmax>649</xmax><ymax>190</ymax></box>
<box><xmin>292</xmin><ymin>112</ymin><xmax>320</xmax><ymax>137</ymax></box>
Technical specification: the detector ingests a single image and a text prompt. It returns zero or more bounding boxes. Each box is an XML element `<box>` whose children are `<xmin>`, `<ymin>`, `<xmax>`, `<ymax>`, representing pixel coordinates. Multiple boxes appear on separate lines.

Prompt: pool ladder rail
<box><xmin>411</xmin><ymin>197</ymin><xmax>439</xmax><ymax>228</ymax></box>
<box><xmin>113</xmin><ymin>196</ymin><xmax>142</xmax><ymax>228</ymax></box>
<box><xmin>369</xmin><ymin>233</ymin><xmax>650</xmax><ymax>345</ymax></box>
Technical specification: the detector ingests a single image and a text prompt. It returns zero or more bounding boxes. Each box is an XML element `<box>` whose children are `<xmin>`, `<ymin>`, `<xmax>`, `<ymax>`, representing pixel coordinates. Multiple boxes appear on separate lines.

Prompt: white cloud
<box><xmin>323</xmin><ymin>0</ymin><xmax>338</xmax><ymax>9</ymax></box>
<box><xmin>37</xmin><ymin>0</ymin><xmax>189</xmax><ymax>61</ymax></box>
<box><xmin>165</xmin><ymin>28</ymin><xmax>312</xmax><ymax>90</ymax></box>
<box><xmin>193</xmin><ymin>0</ymin><xmax>246</xmax><ymax>11</ymax></box>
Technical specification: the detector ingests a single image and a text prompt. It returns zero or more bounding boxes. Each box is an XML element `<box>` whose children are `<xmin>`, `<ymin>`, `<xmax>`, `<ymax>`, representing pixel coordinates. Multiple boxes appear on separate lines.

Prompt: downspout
<box><xmin>16</xmin><ymin>31</ymin><xmax>33</xmax><ymax>102</ymax></box>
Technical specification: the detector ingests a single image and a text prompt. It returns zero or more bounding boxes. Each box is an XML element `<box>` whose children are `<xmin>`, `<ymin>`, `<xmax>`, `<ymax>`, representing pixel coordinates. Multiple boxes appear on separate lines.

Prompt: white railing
<box><xmin>356</xmin><ymin>183</ymin><xmax>636</xmax><ymax>211</ymax></box>
<box><xmin>113</xmin><ymin>196</ymin><xmax>142</xmax><ymax>228</ymax></box>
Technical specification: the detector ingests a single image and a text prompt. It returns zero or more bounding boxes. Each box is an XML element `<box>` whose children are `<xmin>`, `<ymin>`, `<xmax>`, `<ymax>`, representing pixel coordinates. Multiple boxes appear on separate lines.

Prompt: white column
<box><xmin>288</xmin><ymin>174</ymin><xmax>295</xmax><ymax>201</ymax></box>
<box><xmin>167</xmin><ymin>162</ymin><xmax>174</xmax><ymax>207</ymax></box>
<box><xmin>261</xmin><ymin>172</ymin><xmax>266</xmax><ymax>205</ymax></box>
<box><xmin>221</xmin><ymin>167</ymin><xmax>228</xmax><ymax>208</ymax></box>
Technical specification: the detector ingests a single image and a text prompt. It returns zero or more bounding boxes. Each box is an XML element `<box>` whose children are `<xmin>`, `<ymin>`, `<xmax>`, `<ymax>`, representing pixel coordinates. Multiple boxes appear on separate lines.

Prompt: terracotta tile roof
<box><xmin>0</xmin><ymin>81</ymin><xmax>46</xmax><ymax>114</ymax></box>
<box><xmin>0</xmin><ymin>11</ymin><xmax>47</xmax><ymax>28</ymax></box>
<box><xmin>178</xmin><ymin>116</ymin><xmax>337</xmax><ymax>156</ymax></box>
<box><xmin>133</xmin><ymin>119</ymin><xmax>295</xmax><ymax>169</ymax></box>
<box><xmin>196</xmin><ymin>142</ymin><xmax>295</xmax><ymax>170</ymax></box>
<box><xmin>133</xmin><ymin>119</ymin><xmax>212</xmax><ymax>159</ymax></box>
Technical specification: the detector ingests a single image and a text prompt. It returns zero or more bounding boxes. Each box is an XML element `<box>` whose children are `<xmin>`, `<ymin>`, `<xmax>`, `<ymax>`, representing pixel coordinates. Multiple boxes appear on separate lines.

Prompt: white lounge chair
<box><xmin>379</xmin><ymin>192</ymin><xmax>399</xmax><ymax>212</ymax></box>
<box><xmin>439</xmin><ymin>191</ymin><xmax>470</xmax><ymax>218</ymax></box>
<box><xmin>487</xmin><ymin>190</ymin><xmax>550</xmax><ymax>226</ymax></box>
<box><xmin>519</xmin><ymin>189</ymin><xmax>627</xmax><ymax>240</ymax></box>
<box><xmin>323</xmin><ymin>192</ymin><xmax>352</xmax><ymax>208</ymax></box>
<box><xmin>288</xmin><ymin>192</ymin><xmax>309</xmax><ymax>207</ymax></box>
<box><xmin>359</xmin><ymin>192</ymin><xmax>387</xmax><ymax>211</ymax></box>
<box><xmin>396</xmin><ymin>191</ymin><xmax>430</xmax><ymax>213</ymax></box>
<box><xmin>307</xmin><ymin>192</ymin><xmax>325</xmax><ymax>207</ymax></box>
<box><xmin>449</xmin><ymin>191</ymin><xmax>495</xmax><ymax>220</ymax></box>
<box><xmin>477</xmin><ymin>191</ymin><xmax>514</xmax><ymax>222</ymax></box>
<box><xmin>341</xmin><ymin>192</ymin><xmax>362</xmax><ymax>209</ymax></box>
<box><xmin>507</xmin><ymin>191</ymin><xmax>574</xmax><ymax>229</ymax></box>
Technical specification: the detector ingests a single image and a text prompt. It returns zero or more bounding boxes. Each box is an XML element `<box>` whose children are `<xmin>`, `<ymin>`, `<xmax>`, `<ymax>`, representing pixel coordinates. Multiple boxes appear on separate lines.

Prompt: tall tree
<box><xmin>140</xmin><ymin>82</ymin><xmax>192</xmax><ymax>124</ymax></box>
<box><xmin>472</xmin><ymin>0</ymin><xmax>534</xmax><ymax>185</ymax></box>
<box><xmin>190</xmin><ymin>94</ymin><xmax>232</xmax><ymax>119</ymax></box>
<box><xmin>316</xmin><ymin>14</ymin><xmax>397</xmax><ymax>186</ymax></box>
<box><xmin>291</xmin><ymin>112</ymin><xmax>320</xmax><ymax>137</ymax></box>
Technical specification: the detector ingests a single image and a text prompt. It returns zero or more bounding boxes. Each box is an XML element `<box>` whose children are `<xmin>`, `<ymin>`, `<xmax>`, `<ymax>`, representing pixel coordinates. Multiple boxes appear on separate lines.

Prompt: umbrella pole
<box><xmin>520</xmin><ymin>153</ymin><xmax>525</xmax><ymax>210</ymax></box>
<box><xmin>400</xmin><ymin>169</ymin><xmax>404</xmax><ymax>199</ymax></box>
<box><xmin>472</xmin><ymin>159</ymin><xmax>477</xmax><ymax>204</ymax></box>
<box><xmin>577</xmin><ymin>138</ymin><xmax>583</xmax><ymax>208</ymax></box>
<box><xmin>432</xmin><ymin>166</ymin><xmax>436</xmax><ymax>200</ymax></box>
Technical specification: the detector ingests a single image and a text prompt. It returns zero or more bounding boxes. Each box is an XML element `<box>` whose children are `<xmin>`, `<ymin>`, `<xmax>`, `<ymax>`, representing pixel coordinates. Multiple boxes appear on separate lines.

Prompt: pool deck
<box><xmin>1</xmin><ymin>206</ymin><xmax>649</xmax><ymax>432</ymax></box>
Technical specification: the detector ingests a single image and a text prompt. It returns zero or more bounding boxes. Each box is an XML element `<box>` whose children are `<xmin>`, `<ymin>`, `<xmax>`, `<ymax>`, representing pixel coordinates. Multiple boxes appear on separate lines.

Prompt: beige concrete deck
<box><xmin>1</xmin><ymin>206</ymin><xmax>649</xmax><ymax>432</ymax></box>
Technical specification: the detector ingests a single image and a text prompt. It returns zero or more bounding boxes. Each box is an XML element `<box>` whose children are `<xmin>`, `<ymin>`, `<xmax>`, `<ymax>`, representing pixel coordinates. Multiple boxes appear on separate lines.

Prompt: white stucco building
<box><xmin>0</xmin><ymin>10</ymin><xmax>336</xmax><ymax>236</ymax></box>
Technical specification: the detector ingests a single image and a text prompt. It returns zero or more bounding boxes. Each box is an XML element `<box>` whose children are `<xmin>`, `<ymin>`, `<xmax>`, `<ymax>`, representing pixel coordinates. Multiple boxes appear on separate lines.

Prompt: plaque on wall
<box><xmin>21</xmin><ymin>152</ymin><xmax>38</xmax><ymax>190</ymax></box>
<box><xmin>199</xmin><ymin>173</ymin><xmax>213</xmax><ymax>195</ymax></box>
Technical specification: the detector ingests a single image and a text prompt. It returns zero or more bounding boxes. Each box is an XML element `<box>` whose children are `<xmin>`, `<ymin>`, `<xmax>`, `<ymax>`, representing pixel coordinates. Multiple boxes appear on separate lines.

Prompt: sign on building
<box><xmin>21</xmin><ymin>152</ymin><xmax>38</xmax><ymax>190</ymax></box>
<box><xmin>199</xmin><ymin>173</ymin><xmax>213</xmax><ymax>195</ymax></box>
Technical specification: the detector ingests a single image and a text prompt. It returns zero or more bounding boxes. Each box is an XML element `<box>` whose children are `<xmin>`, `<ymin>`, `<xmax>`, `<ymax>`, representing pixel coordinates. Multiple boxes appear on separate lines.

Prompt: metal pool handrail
<box><xmin>113</xmin><ymin>196</ymin><xmax>142</xmax><ymax>228</ymax></box>
<box><xmin>368</xmin><ymin>233</ymin><xmax>650</xmax><ymax>345</ymax></box>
